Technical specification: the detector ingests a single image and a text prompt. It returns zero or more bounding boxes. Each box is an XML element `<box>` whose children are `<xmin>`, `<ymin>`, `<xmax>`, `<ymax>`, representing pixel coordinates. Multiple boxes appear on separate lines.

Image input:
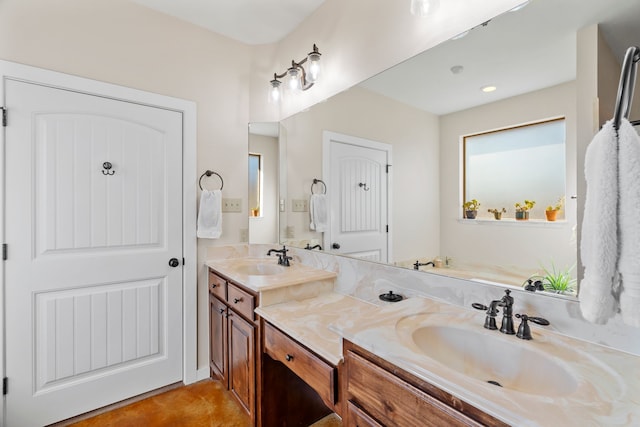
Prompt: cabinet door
<box><xmin>228</xmin><ymin>312</ymin><xmax>256</xmax><ymax>418</ymax></box>
<box><xmin>347</xmin><ymin>401</ymin><xmax>383</xmax><ymax>427</ymax></box>
<box><xmin>209</xmin><ymin>294</ymin><xmax>228</xmax><ymax>386</ymax></box>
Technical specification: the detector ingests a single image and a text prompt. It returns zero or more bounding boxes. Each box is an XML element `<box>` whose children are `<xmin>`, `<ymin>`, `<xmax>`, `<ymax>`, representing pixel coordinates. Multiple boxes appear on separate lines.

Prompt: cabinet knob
<box><xmin>211</xmin><ymin>284</ymin><xmax>217</xmax><ymax>288</ymax></box>
<box><xmin>218</xmin><ymin>308</ymin><xmax>225</xmax><ymax>314</ymax></box>
<box><xmin>285</xmin><ymin>354</ymin><xmax>294</xmax><ymax>362</ymax></box>
<box><xmin>233</xmin><ymin>297</ymin><xmax>243</xmax><ymax>304</ymax></box>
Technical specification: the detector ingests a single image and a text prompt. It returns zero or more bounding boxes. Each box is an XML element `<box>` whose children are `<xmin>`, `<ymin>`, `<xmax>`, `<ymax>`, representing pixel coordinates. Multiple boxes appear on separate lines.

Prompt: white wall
<box><xmin>0</xmin><ymin>0</ymin><xmax>251</xmax><ymax>371</ymax></box>
<box><xmin>249</xmin><ymin>134</ymin><xmax>279</xmax><ymax>244</ymax></box>
<box><xmin>280</xmin><ymin>86</ymin><xmax>440</xmax><ymax>263</ymax></box>
<box><xmin>439</xmin><ymin>82</ymin><xmax>578</xmax><ymax>274</ymax></box>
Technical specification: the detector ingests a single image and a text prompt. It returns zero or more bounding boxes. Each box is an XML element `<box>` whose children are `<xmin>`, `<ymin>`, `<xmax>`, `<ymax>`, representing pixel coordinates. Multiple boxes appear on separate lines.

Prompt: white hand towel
<box><xmin>579</xmin><ymin>120</ymin><xmax>619</xmax><ymax>324</ymax></box>
<box><xmin>197</xmin><ymin>190</ymin><xmax>222</xmax><ymax>239</ymax></box>
<box><xmin>616</xmin><ymin>119</ymin><xmax>640</xmax><ymax>326</ymax></box>
<box><xmin>309</xmin><ymin>193</ymin><xmax>328</xmax><ymax>232</ymax></box>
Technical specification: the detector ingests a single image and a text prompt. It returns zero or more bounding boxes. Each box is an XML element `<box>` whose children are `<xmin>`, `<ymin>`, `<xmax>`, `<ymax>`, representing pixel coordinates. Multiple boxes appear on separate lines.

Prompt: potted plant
<box><xmin>545</xmin><ymin>196</ymin><xmax>564</xmax><ymax>222</ymax></box>
<box><xmin>514</xmin><ymin>200</ymin><xmax>535</xmax><ymax>220</ymax></box>
<box><xmin>463</xmin><ymin>199</ymin><xmax>480</xmax><ymax>219</ymax></box>
<box><xmin>540</xmin><ymin>262</ymin><xmax>576</xmax><ymax>295</ymax></box>
<box><xmin>487</xmin><ymin>208</ymin><xmax>506</xmax><ymax>220</ymax></box>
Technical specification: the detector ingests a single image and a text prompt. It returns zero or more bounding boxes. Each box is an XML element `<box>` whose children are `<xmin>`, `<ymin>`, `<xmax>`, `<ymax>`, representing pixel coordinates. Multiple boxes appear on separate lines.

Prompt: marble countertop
<box><xmin>256</xmin><ymin>292</ymin><xmax>378</xmax><ymax>365</ymax></box>
<box><xmin>259</xmin><ymin>292</ymin><xmax>640</xmax><ymax>426</ymax></box>
<box><xmin>205</xmin><ymin>257</ymin><xmax>337</xmax><ymax>292</ymax></box>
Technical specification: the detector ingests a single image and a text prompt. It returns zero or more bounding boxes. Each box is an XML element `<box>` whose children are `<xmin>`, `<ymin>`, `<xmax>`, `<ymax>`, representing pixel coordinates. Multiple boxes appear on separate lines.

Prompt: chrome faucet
<box><xmin>413</xmin><ymin>261</ymin><xmax>435</xmax><ymax>270</ymax></box>
<box><xmin>267</xmin><ymin>245</ymin><xmax>292</xmax><ymax>266</ymax></box>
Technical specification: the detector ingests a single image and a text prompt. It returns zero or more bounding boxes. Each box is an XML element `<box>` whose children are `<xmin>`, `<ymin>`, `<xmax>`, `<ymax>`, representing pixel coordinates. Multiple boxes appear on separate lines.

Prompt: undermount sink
<box><xmin>235</xmin><ymin>263</ymin><xmax>286</xmax><ymax>276</ymax></box>
<box><xmin>410</xmin><ymin>325</ymin><xmax>578</xmax><ymax>396</ymax></box>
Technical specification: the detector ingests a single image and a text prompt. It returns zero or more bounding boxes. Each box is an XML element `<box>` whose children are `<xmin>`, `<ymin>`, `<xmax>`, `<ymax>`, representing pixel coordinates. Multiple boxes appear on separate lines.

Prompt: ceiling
<box><xmin>360</xmin><ymin>0</ymin><xmax>640</xmax><ymax>115</ymax></box>
<box><xmin>129</xmin><ymin>0</ymin><xmax>326</xmax><ymax>45</ymax></box>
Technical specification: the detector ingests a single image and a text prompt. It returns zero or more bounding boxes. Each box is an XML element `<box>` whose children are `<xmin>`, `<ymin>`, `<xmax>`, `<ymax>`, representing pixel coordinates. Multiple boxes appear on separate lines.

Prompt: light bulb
<box><xmin>269</xmin><ymin>79</ymin><xmax>282</xmax><ymax>103</ymax></box>
<box><xmin>306</xmin><ymin>49</ymin><xmax>321</xmax><ymax>83</ymax></box>
<box><xmin>287</xmin><ymin>67</ymin><xmax>300</xmax><ymax>91</ymax></box>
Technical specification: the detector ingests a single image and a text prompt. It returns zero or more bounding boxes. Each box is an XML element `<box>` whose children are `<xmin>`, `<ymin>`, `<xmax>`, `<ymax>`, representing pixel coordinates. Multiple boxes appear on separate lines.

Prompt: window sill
<box><xmin>457</xmin><ymin>218</ymin><xmax>568</xmax><ymax>228</ymax></box>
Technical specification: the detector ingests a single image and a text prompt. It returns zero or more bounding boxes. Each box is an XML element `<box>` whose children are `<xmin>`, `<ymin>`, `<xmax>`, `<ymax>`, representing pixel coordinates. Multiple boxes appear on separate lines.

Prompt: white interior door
<box><xmin>4</xmin><ymin>79</ymin><xmax>184</xmax><ymax>426</ymax></box>
<box><xmin>323</xmin><ymin>131</ymin><xmax>391</xmax><ymax>262</ymax></box>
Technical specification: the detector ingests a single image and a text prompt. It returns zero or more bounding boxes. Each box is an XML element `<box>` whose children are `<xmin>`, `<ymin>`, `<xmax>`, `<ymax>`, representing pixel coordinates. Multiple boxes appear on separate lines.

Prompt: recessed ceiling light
<box><xmin>450</xmin><ymin>65</ymin><xmax>464</xmax><ymax>74</ymax></box>
<box><xmin>481</xmin><ymin>85</ymin><xmax>497</xmax><ymax>93</ymax></box>
<box><xmin>510</xmin><ymin>1</ymin><xmax>530</xmax><ymax>12</ymax></box>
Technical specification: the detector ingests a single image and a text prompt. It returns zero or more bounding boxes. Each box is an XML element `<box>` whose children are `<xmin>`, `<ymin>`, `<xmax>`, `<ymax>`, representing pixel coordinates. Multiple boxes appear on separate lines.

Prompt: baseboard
<box><xmin>195</xmin><ymin>366</ymin><xmax>211</xmax><ymax>382</ymax></box>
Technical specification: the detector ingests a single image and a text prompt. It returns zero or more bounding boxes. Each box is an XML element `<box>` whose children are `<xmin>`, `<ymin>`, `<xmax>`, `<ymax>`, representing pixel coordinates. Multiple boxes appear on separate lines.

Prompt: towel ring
<box><xmin>199</xmin><ymin>170</ymin><xmax>224</xmax><ymax>191</ymax></box>
<box><xmin>311</xmin><ymin>178</ymin><xmax>326</xmax><ymax>194</ymax></box>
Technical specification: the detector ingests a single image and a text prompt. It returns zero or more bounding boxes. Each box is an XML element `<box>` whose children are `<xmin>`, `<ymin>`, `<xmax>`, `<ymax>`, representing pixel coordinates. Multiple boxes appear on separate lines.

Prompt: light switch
<box><xmin>222</xmin><ymin>198</ymin><xmax>242</xmax><ymax>213</ymax></box>
<box><xmin>292</xmin><ymin>199</ymin><xmax>308</xmax><ymax>212</ymax></box>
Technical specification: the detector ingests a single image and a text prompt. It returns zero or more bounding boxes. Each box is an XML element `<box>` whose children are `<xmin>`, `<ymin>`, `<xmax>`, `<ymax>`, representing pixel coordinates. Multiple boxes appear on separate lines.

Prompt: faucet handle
<box><xmin>515</xmin><ymin>314</ymin><xmax>550</xmax><ymax>340</ymax></box>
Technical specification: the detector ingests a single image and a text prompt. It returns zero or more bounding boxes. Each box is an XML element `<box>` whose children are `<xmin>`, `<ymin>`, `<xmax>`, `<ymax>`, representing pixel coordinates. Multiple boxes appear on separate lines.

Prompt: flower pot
<box><xmin>515</xmin><ymin>211</ymin><xmax>529</xmax><ymax>220</ymax></box>
<box><xmin>545</xmin><ymin>210</ymin><xmax>558</xmax><ymax>221</ymax></box>
<box><xmin>465</xmin><ymin>210</ymin><xmax>478</xmax><ymax>219</ymax></box>
<box><xmin>492</xmin><ymin>212</ymin><xmax>503</xmax><ymax>220</ymax></box>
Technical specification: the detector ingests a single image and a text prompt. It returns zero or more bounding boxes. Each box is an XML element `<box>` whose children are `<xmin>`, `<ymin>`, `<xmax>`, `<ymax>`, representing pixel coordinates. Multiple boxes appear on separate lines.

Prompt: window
<box><xmin>248</xmin><ymin>153</ymin><xmax>262</xmax><ymax>217</ymax></box>
<box><xmin>463</xmin><ymin>118</ymin><xmax>566</xmax><ymax>220</ymax></box>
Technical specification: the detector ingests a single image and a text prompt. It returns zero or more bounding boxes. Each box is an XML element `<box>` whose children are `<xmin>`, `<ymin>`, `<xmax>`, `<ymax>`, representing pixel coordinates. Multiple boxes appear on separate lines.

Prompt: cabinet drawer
<box><xmin>346</xmin><ymin>350</ymin><xmax>482</xmax><ymax>427</ymax></box>
<box><xmin>208</xmin><ymin>270</ymin><xmax>227</xmax><ymax>300</ymax></box>
<box><xmin>264</xmin><ymin>322</ymin><xmax>336</xmax><ymax>406</ymax></box>
<box><xmin>227</xmin><ymin>282</ymin><xmax>255</xmax><ymax>320</ymax></box>
<box><xmin>347</xmin><ymin>401</ymin><xmax>383</xmax><ymax>427</ymax></box>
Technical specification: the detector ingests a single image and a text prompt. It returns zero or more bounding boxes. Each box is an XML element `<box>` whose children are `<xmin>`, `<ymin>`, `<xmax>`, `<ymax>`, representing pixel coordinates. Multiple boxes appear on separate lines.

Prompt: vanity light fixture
<box><xmin>269</xmin><ymin>44</ymin><xmax>321</xmax><ymax>103</ymax></box>
<box><xmin>410</xmin><ymin>0</ymin><xmax>440</xmax><ymax>16</ymax></box>
<box><xmin>481</xmin><ymin>85</ymin><xmax>497</xmax><ymax>93</ymax></box>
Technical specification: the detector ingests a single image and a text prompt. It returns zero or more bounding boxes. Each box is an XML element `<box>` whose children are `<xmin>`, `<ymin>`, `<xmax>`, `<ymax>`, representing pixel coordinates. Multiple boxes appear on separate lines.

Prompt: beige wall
<box><xmin>440</xmin><ymin>82</ymin><xmax>578</xmax><ymax>273</ymax></box>
<box><xmin>0</xmin><ymin>0</ymin><xmax>251</xmax><ymax>370</ymax></box>
<box><xmin>280</xmin><ymin>86</ymin><xmax>440</xmax><ymax>263</ymax></box>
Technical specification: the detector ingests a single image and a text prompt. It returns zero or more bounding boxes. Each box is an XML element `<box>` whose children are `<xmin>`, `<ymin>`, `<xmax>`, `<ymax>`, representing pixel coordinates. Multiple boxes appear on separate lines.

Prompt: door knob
<box><xmin>332</xmin><ymin>243</ymin><xmax>340</xmax><ymax>249</ymax></box>
<box><xmin>168</xmin><ymin>258</ymin><xmax>180</xmax><ymax>267</ymax></box>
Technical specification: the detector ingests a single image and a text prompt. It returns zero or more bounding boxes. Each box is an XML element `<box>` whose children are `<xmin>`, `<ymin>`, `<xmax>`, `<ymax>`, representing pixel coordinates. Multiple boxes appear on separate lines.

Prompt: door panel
<box><xmin>326</xmin><ymin>133</ymin><xmax>390</xmax><ymax>263</ymax></box>
<box><xmin>5</xmin><ymin>79</ymin><xmax>183</xmax><ymax>425</ymax></box>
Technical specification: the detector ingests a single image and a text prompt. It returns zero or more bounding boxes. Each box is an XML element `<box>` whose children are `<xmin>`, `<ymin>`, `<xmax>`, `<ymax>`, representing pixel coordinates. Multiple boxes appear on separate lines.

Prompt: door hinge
<box><xmin>182</xmin><ymin>257</ymin><xmax>185</xmax><ymax>265</ymax></box>
<box><xmin>2</xmin><ymin>244</ymin><xmax>7</xmax><ymax>261</ymax></box>
<box><xmin>386</xmin><ymin>225</ymin><xmax>389</xmax><ymax>233</ymax></box>
<box><xmin>386</xmin><ymin>164</ymin><xmax>391</xmax><ymax>173</ymax></box>
<box><xmin>1</xmin><ymin>107</ymin><xmax>6</xmax><ymax>127</ymax></box>
<box><xmin>3</xmin><ymin>377</ymin><xmax>7</xmax><ymax>395</ymax></box>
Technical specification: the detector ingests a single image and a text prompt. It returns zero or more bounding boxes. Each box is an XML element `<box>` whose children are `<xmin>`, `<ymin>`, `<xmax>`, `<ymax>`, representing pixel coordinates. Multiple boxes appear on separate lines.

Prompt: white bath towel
<box><xmin>579</xmin><ymin>120</ymin><xmax>619</xmax><ymax>324</ymax></box>
<box><xmin>616</xmin><ymin>118</ymin><xmax>640</xmax><ymax>326</ymax></box>
<box><xmin>309</xmin><ymin>194</ymin><xmax>328</xmax><ymax>232</ymax></box>
<box><xmin>197</xmin><ymin>190</ymin><xmax>222</xmax><ymax>239</ymax></box>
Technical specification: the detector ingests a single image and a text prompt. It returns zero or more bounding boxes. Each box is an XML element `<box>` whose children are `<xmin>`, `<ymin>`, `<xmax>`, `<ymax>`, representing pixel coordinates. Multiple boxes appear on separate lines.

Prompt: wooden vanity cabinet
<box><xmin>343</xmin><ymin>340</ymin><xmax>509</xmax><ymax>427</ymax></box>
<box><xmin>208</xmin><ymin>268</ymin><xmax>258</xmax><ymax>424</ymax></box>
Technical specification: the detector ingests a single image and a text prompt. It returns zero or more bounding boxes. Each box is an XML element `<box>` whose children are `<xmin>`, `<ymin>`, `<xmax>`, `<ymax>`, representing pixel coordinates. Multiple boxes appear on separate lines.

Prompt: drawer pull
<box><xmin>218</xmin><ymin>308</ymin><xmax>225</xmax><ymax>314</ymax></box>
<box><xmin>285</xmin><ymin>354</ymin><xmax>294</xmax><ymax>362</ymax></box>
<box><xmin>211</xmin><ymin>284</ymin><xmax>217</xmax><ymax>288</ymax></box>
<box><xmin>233</xmin><ymin>297</ymin><xmax>243</xmax><ymax>304</ymax></box>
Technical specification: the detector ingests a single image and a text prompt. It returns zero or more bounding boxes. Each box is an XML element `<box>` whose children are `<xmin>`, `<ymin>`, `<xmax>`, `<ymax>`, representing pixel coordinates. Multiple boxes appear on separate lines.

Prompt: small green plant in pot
<box><xmin>541</xmin><ymin>262</ymin><xmax>576</xmax><ymax>295</ymax></box>
<box><xmin>487</xmin><ymin>208</ymin><xmax>506</xmax><ymax>220</ymax></box>
<box><xmin>545</xmin><ymin>196</ymin><xmax>564</xmax><ymax>222</ymax></box>
<box><xmin>514</xmin><ymin>200</ymin><xmax>535</xmax><ymax>220</ymax></box>
<box><xmin>463</xmin><ymin>199</ymin><xmax>480</xmax><ymax>219</ymax></box>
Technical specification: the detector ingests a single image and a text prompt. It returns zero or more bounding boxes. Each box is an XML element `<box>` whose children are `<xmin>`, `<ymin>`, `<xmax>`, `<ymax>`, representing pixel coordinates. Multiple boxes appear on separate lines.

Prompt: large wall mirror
<box><xmin>249</xmin><ymin>0</ymin><xmax>640</xmax><ymax>297</ymax></box>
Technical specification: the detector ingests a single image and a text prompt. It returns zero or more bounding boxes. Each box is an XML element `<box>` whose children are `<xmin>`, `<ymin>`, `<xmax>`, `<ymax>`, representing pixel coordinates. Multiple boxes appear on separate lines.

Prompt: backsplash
<box><xmin>207</xmin><ymin>244</ymin><xmax>640</xmax><ymax>356</ymax></box>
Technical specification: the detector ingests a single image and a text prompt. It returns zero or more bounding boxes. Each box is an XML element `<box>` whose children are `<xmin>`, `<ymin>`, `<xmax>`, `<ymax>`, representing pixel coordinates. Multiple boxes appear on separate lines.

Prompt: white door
<box><xmin>323</xmin><ymin>132</ymin><xmax>391</xmax><ymax>262</ymax></box>
<box><xmin>4</xmin><ymin>79</ymin><xmax>183</xmax><ymax>425</ymax></box>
